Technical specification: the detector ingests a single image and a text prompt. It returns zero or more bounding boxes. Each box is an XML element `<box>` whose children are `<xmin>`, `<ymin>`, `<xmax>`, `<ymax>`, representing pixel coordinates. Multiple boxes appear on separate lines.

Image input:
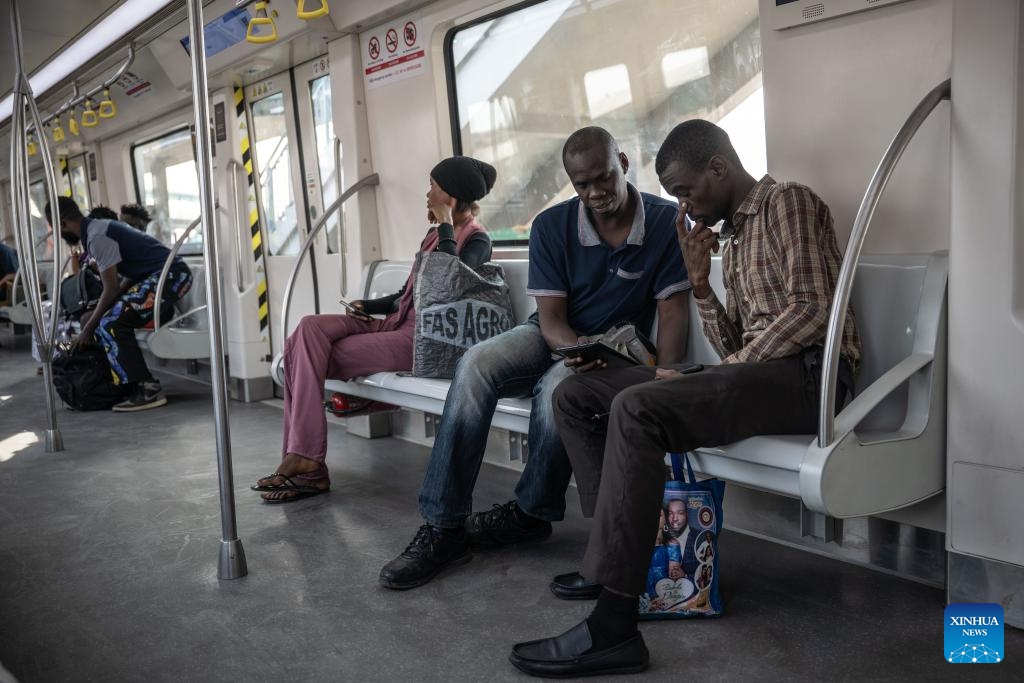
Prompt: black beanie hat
<box><xmin>430</xmin><ymin>156</ymin><xmax>497</xmax><ymax>203</ymax></box>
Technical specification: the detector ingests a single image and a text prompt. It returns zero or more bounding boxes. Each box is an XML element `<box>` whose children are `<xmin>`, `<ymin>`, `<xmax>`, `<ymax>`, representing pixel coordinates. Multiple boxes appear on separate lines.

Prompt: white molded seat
<box><xmin>139</xmin><ymin>257</ymin><xmax>211</xmax><ymax>360</ymax></box>
<box><xmin>277</xmin><ymin>253</ymin><xmax>947</xmax><ymax>520</ymax></box>
<box><xmin>690</xmin><ymin>253</ymin><xmax>947</xmax><ymax>518</ymax></box>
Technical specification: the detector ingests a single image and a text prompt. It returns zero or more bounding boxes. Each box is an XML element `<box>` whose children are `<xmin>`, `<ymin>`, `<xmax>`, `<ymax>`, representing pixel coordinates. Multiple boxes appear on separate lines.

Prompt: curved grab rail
<box><xmin>153</xmin><ymin>215</ymin><xmax>203</xmax><ymax>331</ymax></box>
<box><xmin>333</xmin><ymin>137</ymin><xmax>347</xmax><ymax>296</ymax></box>
<box><xmin>226</xmin><ymin>159</ymin><xmax>247</xmax><ymax>293</ymax></box>
<box><xmin>818</xmin><ymin>79</ymin><xmax>951</xmax><ymax>448</ymax></box>
<box><xmin>281</xmin><ymin>173</ymin><xmax>380</xmax><ymax>336</ymax></box>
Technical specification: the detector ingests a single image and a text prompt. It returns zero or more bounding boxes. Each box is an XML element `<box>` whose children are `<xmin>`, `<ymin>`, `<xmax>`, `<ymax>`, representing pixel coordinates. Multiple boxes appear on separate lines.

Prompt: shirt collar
<box><xmin>577</xmin><ymin>183</ymin><xmax>646</xmax><ymax>247</ymax></box>
<box><xmin>722</xmin><ymin>174</ymin><xmax>776</xmax><ymax>238</ymax></box>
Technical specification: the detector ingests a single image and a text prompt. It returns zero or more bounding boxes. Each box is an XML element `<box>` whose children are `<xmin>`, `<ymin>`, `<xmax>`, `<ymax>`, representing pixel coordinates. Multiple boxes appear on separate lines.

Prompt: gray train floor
<box><xmin>1</xmin><ymin>344</ymin><xmax>1022</xmax><ymax>683</ymax></box>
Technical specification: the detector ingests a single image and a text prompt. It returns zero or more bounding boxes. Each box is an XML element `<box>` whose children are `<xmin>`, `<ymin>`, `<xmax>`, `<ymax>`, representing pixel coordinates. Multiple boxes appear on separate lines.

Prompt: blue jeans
<box><xmin>418</xmin><ymin>321</ymin><xmax>575</xmax><ymax>527</ymax></box>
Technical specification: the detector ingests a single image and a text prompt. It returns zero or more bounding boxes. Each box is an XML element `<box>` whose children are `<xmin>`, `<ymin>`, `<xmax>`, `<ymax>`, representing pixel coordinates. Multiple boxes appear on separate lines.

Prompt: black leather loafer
<box><xmin>550</xmin><ymin>571</ymin><xmax>602</xmax><ymax>600</ymax></box>
<box><xmin>509</xmin><ymin>620</ymin><xmax>649</xmax><ymax>678</ymax></box>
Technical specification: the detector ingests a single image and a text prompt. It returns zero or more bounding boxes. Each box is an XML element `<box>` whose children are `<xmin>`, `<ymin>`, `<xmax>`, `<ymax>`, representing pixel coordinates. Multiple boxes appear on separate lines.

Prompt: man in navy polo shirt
<box><xmin>48</xmin><ymin>196</ymin><xmax>192</xmax><ymax>412</ymax></box>
<box><xmin>381</xmin><ymin>127</ymin><xmax>690</xmax><ymax>590</ymax></box>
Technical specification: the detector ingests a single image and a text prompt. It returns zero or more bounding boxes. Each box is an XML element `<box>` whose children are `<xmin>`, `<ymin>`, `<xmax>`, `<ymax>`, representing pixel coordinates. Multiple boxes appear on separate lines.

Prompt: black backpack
<box><xmin>52</xmin><ymin>343</ymin><xmax>128</xmax><ymax>411</ymax></box>
<box><xmin>59</xmin><ymin>268</ymin><xmax>104</xmax><ymax>319</ymax></box>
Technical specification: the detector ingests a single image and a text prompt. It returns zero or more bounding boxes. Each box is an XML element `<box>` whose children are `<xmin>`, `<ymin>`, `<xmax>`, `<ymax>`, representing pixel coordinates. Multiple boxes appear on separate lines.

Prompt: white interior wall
<box><xmin>96</xmin><ymin>104</ymin><xmax>194</xmax><ymax>211</ymax></box>
<box><xmin>759</xmin><ymin>0</ymin><xmax>952</xmax><ymax>254</ymax></box>
<box><xmin>359</xmin><ymin>0</ymin><xmax>500</xmax><ymax>261</ymax></box>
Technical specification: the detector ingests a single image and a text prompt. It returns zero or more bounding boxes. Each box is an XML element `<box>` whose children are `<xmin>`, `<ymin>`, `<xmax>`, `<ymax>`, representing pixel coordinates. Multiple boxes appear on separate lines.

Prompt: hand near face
<box><xmin>676</xmin><ymin>203</ymin><xmax>718</xmax><ymax>298</ymax></box>
<box><xmin>427</xmin><ymin>188</ymin><xmax>456</xmax><ymax>225</ymax></box>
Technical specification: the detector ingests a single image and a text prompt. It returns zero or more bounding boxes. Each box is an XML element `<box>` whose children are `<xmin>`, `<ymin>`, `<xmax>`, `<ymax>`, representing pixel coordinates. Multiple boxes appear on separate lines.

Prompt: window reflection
<box><xmin>450</xmin><ymin>0</ymin><xmax>765</xmax><ymax>243</ymax></box>
<box><xmin>132</xmin><ymin>127</ymin><xmax>203</xmax><ymax>252</ymax></box>
<box><xmin>252</xmin><ymin>93</ymin><xmax>299</xmax><ymax>256</ymax></box>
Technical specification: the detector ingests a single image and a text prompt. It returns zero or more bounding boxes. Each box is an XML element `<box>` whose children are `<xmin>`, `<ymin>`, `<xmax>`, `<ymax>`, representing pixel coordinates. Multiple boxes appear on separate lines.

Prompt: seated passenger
<box><xmin>380</xmin><ymin>127</ymin><xmax>691</xmax><ymax>590</ymax></box>
<box><xmin>47</xmin><ymin>196</ymin><xmax>194</xmax><ymax>412</ymax></box>
<box><xmin>508</xmin><ymin>120</ymin><xmax>862</xmax><ymax>678</ymax></box>
<box><xmin>0</xmin><ymin>241</ymin><xmax>18</xmax><ymax>305</ymax></box>
<box><xmin>251</xmin><ymin>156</ymin><xmax>497</xmax><ymax>503</ymax></box>
<box><xmin>89</xmin><ymin>205</ymin><xmax>119</xmax><ymax>221</ymax></box>
<box><xmin>119</xmin><ymin>204</ymin><xmax>152</xmax><ymax>233</ymax></box>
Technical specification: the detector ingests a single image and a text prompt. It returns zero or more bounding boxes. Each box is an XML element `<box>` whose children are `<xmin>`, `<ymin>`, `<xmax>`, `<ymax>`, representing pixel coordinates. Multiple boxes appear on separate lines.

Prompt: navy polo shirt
<box><xmin>527</xmin><ymin>184</ymin><xmax>690</xmax><ymax>337</ymax></box>
<box><xmin>82</xmin><ymin>218</ymin><xmax>176</xmax><ymax>281</ymax></box>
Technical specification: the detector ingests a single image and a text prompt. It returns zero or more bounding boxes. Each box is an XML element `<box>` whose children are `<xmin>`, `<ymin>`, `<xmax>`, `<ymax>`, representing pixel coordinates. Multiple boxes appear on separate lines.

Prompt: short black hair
<box><xmin>44</xmin><ymin>195</ymin><xmax>83</xmax><ymax>225</ymax></box>
<box><xmin>119</xmin><ymin>203</ymin><xmax>152</xmax><ymax>223</ymax></box>
<box><xmin>655</xmin><ymin>119</ymin><xmax>741</xmax><ymax>175</ymax></box>
<box><xmin>562</xmin><ymin>126</ymin><xmax>618</xmax><ymax>163</ymax></box>
<box><xmin>88</xmin><ymin>205</ymin><xmax>118</xmax><ymax>220</ymax></box>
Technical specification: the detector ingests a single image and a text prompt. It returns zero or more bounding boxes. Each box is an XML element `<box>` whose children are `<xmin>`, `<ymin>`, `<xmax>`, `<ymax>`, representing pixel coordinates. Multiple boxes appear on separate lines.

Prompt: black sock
<box><xmin>586</xmin><ymin>589</ymin><xmax>639</xmax><ymax>650</ymax></box>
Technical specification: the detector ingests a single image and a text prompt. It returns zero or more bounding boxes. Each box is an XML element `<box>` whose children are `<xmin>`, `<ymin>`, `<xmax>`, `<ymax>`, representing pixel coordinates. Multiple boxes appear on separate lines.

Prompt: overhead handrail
<box><xmin>8</xmin><ymin>0</ymin><xmax>66</xmax><ymax>452</ymax></box>
<box><xmin>227</xmin><ymin>159</ymin><xmax>248</xmax><ymax>293</ymax></box>
<box><xmin>28</xmin><ymin>45</ymin><xmax>135</xmax><ymax>134</ymax></box>
<box><xmin>153</xmin><ymin>214</ymin><xmax>204</xmax><ymax>332</ymax></box>
<box><xmin>818</xmin><ymin>78</ymin><xmax>951</xmax><ymax>448</ymax></box>
<box><xmin>281</xmin><ymin>173</ymin><xmax>380</xmax><ymax>335</ymax></box>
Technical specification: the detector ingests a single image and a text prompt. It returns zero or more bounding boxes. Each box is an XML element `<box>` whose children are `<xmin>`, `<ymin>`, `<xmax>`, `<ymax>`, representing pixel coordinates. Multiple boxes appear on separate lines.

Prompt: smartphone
<box><xmin>339</xmin><ymin>298</ymin><xmax>370</xmax><ymax>318</ymax></box>
<box><xmin>554</xmin><ymin>341</ymin><xmax>638</xmax><ymax>370</ymax></box>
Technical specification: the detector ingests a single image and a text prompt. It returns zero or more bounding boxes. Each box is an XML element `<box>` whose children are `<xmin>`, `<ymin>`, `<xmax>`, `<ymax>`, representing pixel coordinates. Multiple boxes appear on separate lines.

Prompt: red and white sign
<box><xmin>362</xmin><ymin>16</ymin><xmax>426</xmax><ymax>90</ymax></box>
<box><xmin>115</xmin><ymin>71</ymin><xmax>152</xmax><ymax>99</ymax></box>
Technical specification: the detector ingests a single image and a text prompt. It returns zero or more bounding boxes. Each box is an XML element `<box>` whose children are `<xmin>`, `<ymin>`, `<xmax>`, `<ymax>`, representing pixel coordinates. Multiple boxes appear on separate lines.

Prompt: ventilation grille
<box><xmin>802</xmin><ymin>3</ymin><xmax>825</xmax><ymax>19</ymax></box>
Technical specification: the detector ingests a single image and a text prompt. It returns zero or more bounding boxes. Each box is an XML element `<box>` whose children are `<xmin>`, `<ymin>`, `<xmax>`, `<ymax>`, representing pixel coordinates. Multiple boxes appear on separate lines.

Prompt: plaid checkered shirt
<box><xmin>695</xmin><ymin>175</ymin><xmax>862</xmax><ymax>367</ymax></box>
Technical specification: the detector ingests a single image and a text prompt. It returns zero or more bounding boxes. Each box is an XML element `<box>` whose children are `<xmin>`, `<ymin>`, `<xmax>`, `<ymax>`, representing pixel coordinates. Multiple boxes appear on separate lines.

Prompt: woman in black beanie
<box><xmin>253</xmin><ymin>156</ymin><xmax>496</xmax><ymax>502</ymax></box>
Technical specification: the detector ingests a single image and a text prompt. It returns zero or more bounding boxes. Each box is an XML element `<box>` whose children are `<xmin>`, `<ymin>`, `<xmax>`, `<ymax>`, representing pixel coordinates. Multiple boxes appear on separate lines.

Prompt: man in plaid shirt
<box><xmin>508</xmin><ymin>119</ymin><xmax>862</xmax><ymax>678</ymax></box>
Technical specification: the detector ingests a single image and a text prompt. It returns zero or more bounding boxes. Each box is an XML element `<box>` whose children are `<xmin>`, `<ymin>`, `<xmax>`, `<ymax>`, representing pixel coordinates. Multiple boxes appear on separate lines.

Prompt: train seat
<box><xmin>688</xmin><ymin>252</ymin><xmax>948</xmax><ymax>518</ymax></box>
<box><xmin>138</xmin><ymin>257</ymin><xmax>211</xmax><ymax>359</ymax></box>
<box><xmin>305</xmin><ymin>252</ymin><xmax>947</xmax><ymax>520</ymax></box>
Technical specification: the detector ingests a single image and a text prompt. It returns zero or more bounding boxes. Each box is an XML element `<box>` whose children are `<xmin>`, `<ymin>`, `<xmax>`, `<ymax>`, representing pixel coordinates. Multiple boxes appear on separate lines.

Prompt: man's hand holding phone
<box><xmin>340</xmin><ymin>298</ymin><xmax>373</xmax><ymax>321</ymax></box>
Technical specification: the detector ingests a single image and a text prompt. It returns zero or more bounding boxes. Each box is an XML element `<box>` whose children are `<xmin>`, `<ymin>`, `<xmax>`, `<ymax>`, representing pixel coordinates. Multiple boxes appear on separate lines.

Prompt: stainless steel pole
<box><xmin>8</xmin><ymin>0</ymin><xmax>63</xmax><ymax>452</ymax></box>
<box><xmin>186</xmin><ymin>0</ymin><xmax>246</xmax><ymax>579</ymax></box>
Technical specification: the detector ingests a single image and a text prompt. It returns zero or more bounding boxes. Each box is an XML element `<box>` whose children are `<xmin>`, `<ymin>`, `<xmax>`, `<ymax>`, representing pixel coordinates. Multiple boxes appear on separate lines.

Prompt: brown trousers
<box><xmin>552</xmin><ymin>348</ymin><xmax>851</xmax><ymax>595</ymax></box>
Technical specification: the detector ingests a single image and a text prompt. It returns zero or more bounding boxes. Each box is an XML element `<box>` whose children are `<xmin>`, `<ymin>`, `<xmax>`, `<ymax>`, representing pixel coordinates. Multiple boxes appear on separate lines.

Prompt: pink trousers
<box><xmin>282</xmin><ymin>313</ymin><xmax>414</xmax><ymax>462</ymax></box>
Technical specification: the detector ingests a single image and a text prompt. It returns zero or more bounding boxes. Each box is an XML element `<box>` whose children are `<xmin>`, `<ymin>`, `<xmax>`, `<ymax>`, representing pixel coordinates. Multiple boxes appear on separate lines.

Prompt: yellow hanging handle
<box><xmin>53</xmin><ymin>116</ymin><xmax>66</xmax><ymax>143</ymax></box>
<box><xmin>69</xmin><ymin>113</ymin><xmax>80</xmax><ymax>136</ymax></box>
<box><xmin>98</xmin><ymin>89</ymin><xmax>117</xmax><ymax>119</ymax></box>
<box><xmin>27</xmin><ymin>137</ymin><xmax>38</xmax><ymax>156</ymax></box>
<box><xmin>81</xmin><ymin>100</ymin><xmax>99</xmax><ymax>128</ymax></box>
<box><xmin>297</xmin><ymin>0</ymin><xmax>329</xmax><ymax>20</ymax></box>
<box><xmin>246</xmin><ymin>2</ymin><xmax>278</xmax><ymax>44</ymax></box>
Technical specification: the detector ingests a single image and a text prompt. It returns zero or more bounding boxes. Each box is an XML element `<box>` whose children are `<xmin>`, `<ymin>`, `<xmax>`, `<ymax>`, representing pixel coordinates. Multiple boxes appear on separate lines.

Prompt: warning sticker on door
<box><xmin>362</xmin><ymin>16</ymin><xmax>426</xmax><ymax>89</ymax></box>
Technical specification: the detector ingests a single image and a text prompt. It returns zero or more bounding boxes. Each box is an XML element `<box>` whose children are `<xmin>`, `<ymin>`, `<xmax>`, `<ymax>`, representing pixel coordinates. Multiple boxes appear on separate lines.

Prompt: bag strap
<box><xmin>669</xmin><ymin>452</ymin><xmax>698</xmax><ymax>483</ymax></box>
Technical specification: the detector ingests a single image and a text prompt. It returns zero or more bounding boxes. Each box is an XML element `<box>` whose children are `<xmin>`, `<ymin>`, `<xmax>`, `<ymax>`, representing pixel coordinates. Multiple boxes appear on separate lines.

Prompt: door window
<box><xmin>131</xmin><ymin>127</ymin><xmax>203</xmax><ymax>252</ymax></box>
<box><xmin>251</xmin><ymin>92</ymin><xmax>299</xmax><ymax>256</ymax></box>
<box><xmin>309</xmin><ymin>75</ymin><xmax>343</xmax><ymax>253</ymax></box>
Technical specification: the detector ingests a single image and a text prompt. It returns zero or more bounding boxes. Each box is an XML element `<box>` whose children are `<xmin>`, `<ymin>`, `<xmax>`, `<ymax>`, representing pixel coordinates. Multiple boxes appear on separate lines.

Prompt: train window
<box><xmin>251</xmin><ymin>93</ymin><xmax>299</xmax><ymax>256</ymax></box>
<box><xmin>310</xmin><ymin>75</ymin><xmax>343</xmax><ymax>254</ymax></box>
<box><xmin>28</xmin><ymin>180</ymin><xmax>52</xmax><ymax>260</ymax></box>
<box><xmin>446</xmin><ymin>0</ymin><xmax>765</xmax><ymax>243</ymax></box>
<box><xmin>131</xmin><ymin>127</ymin><xmax>203</xmax><ymax>254</ymax></box>
<box><xmin>67</xmin><ymin>154</ymin><xmax>91</xmax><ymax>210</ymax></box>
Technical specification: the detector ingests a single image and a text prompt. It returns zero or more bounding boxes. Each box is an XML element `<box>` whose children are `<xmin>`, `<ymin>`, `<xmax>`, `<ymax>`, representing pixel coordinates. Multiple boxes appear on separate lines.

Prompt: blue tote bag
<box><xmin>639</xmin><ymin>452</ymin><xmax>725</xmax><ymax>619</ymax></box>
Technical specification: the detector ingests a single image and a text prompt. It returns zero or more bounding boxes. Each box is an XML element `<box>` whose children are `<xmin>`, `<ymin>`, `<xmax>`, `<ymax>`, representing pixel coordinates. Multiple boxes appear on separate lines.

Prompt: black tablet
<box><xmin>554</xmin><ymin>341</ymin><xmax>638</xmax><ymax>369</ymax></box>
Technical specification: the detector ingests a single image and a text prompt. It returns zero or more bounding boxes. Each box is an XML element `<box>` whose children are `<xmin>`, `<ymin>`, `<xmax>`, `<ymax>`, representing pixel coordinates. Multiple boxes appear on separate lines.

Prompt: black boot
<box><xmin>465</xmin><ymin>500</ymin><xmax>552</xmax><ymax>548</ymax></box>
<box><xmin>379</xmin><ymin>524</ymin><xmax>472</xmax><ymax>590</ymax></box>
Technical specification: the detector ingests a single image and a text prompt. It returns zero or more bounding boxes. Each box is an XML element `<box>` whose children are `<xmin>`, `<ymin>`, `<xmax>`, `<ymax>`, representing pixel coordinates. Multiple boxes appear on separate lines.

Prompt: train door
<box><xmin>246</xmin><ymin>71</ymin><xmax>317</xmax><ymax>355</ymax></box>
<box><xmin>292</xmin><ymin>56</ymin><xmax>344</xmax><ymax>300</ymax></box>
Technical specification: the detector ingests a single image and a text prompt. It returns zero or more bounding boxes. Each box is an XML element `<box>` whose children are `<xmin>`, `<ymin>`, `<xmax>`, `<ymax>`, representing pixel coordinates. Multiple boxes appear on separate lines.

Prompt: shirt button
<box><xmin>609</xmin><ymin>268</ymin><xmax>614</xmax><ymax>273</ymax></box>
<box><xmin>733</xmin><ymin>239</ymin><xmax>739</xmax><ymax>246</ymax></box>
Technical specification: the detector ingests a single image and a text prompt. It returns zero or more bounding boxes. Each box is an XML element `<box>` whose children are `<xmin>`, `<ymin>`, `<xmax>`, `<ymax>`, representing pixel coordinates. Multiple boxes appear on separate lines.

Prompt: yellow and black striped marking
<box><xmin>234</xmin><ymin>84</ymin><xmax>270</xmax><ymax>337</ymax></box>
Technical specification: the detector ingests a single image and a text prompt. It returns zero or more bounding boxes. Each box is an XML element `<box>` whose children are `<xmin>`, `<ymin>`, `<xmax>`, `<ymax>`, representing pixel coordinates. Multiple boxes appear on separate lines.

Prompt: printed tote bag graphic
<box><xmin>412</xmin><ymin>251</ymin><xmax>516</xmax><ymax>378</ymax></box>
<box><xmin>639</xmin><ymin>452</ymin><xmax>725</xmax><ymax>619</ymax></box>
